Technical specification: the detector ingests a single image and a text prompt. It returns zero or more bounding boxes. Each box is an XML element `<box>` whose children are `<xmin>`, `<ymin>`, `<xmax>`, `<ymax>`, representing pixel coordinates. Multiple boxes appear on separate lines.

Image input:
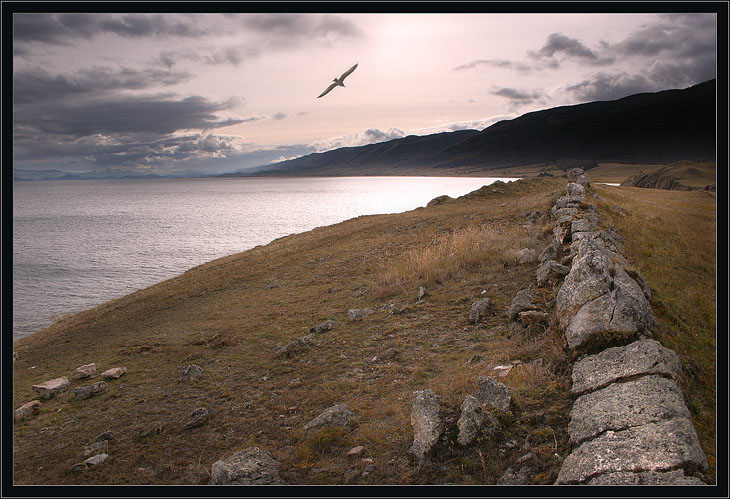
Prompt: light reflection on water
<box><xmin>13</xmin><ymin>176</ymin><xmax>515</xmax><ymax>339</ymax></box>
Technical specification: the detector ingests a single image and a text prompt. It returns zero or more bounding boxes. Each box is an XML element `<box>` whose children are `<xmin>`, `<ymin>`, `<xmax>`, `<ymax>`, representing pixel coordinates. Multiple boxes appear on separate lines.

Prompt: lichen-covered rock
<box><xmin>409</xmin><ymin>390</ymin><xmax>442</xmax><ymax>460</ymax></box>
<box><xmin>468</xmin><ymin>297</ymin><xmax>491</xmax><ymax>324</ymax></box>
<box><xmin>32</xmin><ymin>377</ymin><xmax>69</xmax><ymax>399</ymax></box>
<box><xmin>303</xmin><ymin>404</ymin><xmax>356</xmax><ymax>436</ymax></box>
<box><xmin>84</xmin><ymin>453</ymin><xmax>108</xmax><ymax>467</ymax></box>
<box><xmin>348</xmin><ymin>308</ymin><xmax>373</xmax><ymax>321</ymax></box>
<box><xmin>73</xmin><ymin>381</ymin><xmax>108</xmax><ymax>400</ymax></box>
<box><xmin>475</xmin><ymin>376</ymin><xmax>510</xmax><ymax>412</ymax></box>
<box><xmin>556</xmin><ymin>249</ymin><xmax>614</xmax><ymax>324</ymax></box>
<box><xmin>456</xmin><ymin>395</ymin><xmax>498</xmax><ymax>446</ymax></box>
<box><xmin>310</xmin><ymin>320</ymin><xmax>337</xmax><ymax>334</ymax></box>
<box><xmin>538</xmin><ymin>238</ymin><xmax>561</xmax><ymax>263</ymax></box>
<box><xmin>566</xmin><ymin>168</ymin><xmax>585</xmax><ymax>182</ymax></box>
<box><xmin>556</xmin><ymin>418</ymin><xmax>708</xmax><ymax>484</ymax></box>
<box><xmin>568</xmin><ymin>375</ymin><xmax>690</xmax><ymax>444</ymax></box>
<box><xmin>183</xmin><ymin>407</ymin><xmax>211</xmax><ymax>430</ymax></box>
<box><xmin>554</xmin><ymin>194</ymin><xmax>586</xmax><ymax>210</ymax></box>
<box><xmin>551</xmin><ymin>206</ymin><xmax>579</xmax><ymax>220</ymax></box>
<box><xmin>553</xmin><ymin>214</ymin><xmax>574</xmax><ymax>244</ymax></box>
<box><xmin>566</xmin><ymin>182</ymin><xmax>585</xmax><ymax>197</ymax></box>
<box><xmin>508</xmin><ymin>289</ymin><xmax>536</xmax><ymax>320</ymax></box>
<box><xmin>571</xmin><ymin>216</ymin><xmax>597</xmax><ymax>234</ymax></box>
<box><xmin>101</xmin><ymin>367</ymin><xmax>127</xmax><ymax>379</ymax></box>
<box><xmin>274</xmin><ymin>334</ymin><xmax>314</xmax><ymax>358</ymax></box>
<box><xmin>179</xmin><ymin>364</ymin><xmax>205</xmax><ymax>382</ymax></box>
<box><xmin>14</xmin><ymin>400</ymin><xmax>41</xmax><ymax>421</ymax></box>
<box><xmin>571</xmin><ymin>339</ymin><xmax>682</xmax><ymax>394</ymax></box>
<box><xmin>586</xmin><ymin>469</ymin><xmax>706</xmax><ymax>485</ymax></box>
<box><xmin>516</xmin><ymin>248</ymin><xmax>536</xmax><ymax>264</ymax></box>
<box><xmin>211</xmin><ymin>447</ymin><xmax>284</xmax><ymax>485</ymax></box>
<box><xmin>75</xmin><ymin>363</ymin><xmax>96</xmax><ymax>379</ymax></box>
<box><xmin>536</xmin><ymin>260</ymin><xmax>570</xmax><ymax>286</ymax></box>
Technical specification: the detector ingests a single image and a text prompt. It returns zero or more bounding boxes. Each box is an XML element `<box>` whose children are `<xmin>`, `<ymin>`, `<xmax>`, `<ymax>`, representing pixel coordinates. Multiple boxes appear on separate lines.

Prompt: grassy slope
<box><xmin>13</xmin><ymin>177</ymin><xmax>716</xmax><ymax>485</ymax></box>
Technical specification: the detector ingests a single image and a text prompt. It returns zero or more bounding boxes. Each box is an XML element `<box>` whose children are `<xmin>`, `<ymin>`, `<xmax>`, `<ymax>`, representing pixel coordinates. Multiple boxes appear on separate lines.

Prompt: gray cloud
<box><xmin>490</xmin><ymin>86</ymin><xmax>547</xmax><ymax>111</ymax></box>
<box><xmin>454</xmin><ymin>59</ymin><xmax>536</xmax><ymax>72</ymax></box>
<box><xmin>241</xmin><ymin>14</ymin><xmax>363</xmax><ymax>40</ymax></box>
<box><xmin>529</xmin><ymin>33</ymin><xmax>615</xmax><ymax>66</ymax></box>
<box><xmin>563</xmin><ymin>72</ymin><xmax>657</xmax><ymax>101</ymax></box>
<box><xmin>13</xmin><ymin>14</ymin><xmax>207</xmax><ymax>48</ymax></box>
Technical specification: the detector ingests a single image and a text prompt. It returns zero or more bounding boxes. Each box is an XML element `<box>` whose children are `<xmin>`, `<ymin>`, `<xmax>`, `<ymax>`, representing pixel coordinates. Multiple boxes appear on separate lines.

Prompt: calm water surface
<box><xmin>13</xmin><ymin>176</ymin><xmax>513</xmax><ymax>340</ymax></box>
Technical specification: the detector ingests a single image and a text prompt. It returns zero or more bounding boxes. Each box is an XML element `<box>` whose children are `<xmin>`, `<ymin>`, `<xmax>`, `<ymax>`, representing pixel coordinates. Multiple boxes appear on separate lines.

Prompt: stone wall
<box><xmin>543</xmin><ymin>169</ymin><xmax>708</xmax><ymax>485</ymax></box>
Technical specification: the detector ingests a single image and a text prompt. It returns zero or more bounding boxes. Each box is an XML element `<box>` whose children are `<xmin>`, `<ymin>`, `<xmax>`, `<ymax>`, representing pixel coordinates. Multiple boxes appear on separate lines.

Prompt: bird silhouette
<box><xmin>318</xmin><ymin>63</ymin><xmax>358</xmax><ymax>98</ymax></box>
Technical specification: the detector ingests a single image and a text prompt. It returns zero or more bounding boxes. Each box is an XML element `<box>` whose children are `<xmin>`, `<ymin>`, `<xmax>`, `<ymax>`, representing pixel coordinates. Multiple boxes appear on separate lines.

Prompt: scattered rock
<box><xmin>73</xmin><ymin>381</ymin><xmax>108</xmax><ymax>400</ymax></box>
<box><xmin>274</xmin><ymin>334</ymin><xmax>314</xmax><ymax>358</ymax></box>
<box><xmin>571</xmin><ymin>339</ymin><xmax>682</xmax><ymax>395</ymax></box>
<box><xmin>183</xmin><ymin>407</ymin><xmax>211</xmax><ymax>430</ymax></box>
<box><xmin>569</xmin><ymin>375</ymin><xmax>690</xmax><ymax>444</ymax></box>
<box><xmin>492</xmin><ymin>365</ymin><xmax>513</xmax><ymax>377</ymax></box>
<box><xmin>83</xmin><ymin>440</ymin><xmax>108</xmax><ymax>457</ymax></box>
<box><xmin>101</xmin><ymin>367</ymin><xmax>127</xmax><ymax>379</ymax></box>
<box><xmin>475</xmin><ymin>376</ymin><xmax>510</xmax><ymax>412</ymax></box>
<box><xmin>75</xmin><ymin>363</ymin><xmax>96</xmax><ymax>379</ymax></box>
<box><xmin>179</xmin><ymin>364</ymin><xmax>205</xmax><ymax>382</ymax></box>
<box><xmin>508</xmin><ymin>289</ymin><xmax>536</xmax><ymax>320</ymax></box>
<box><xmin>303</xmin><ymin>404</ymin><xmax>356</xmax><ymax>436</ymax></box>
<box><xmin>347</xmin><ymin>446</ymin><xmax>366</xmax><ymax>459</ymax></box>
<box><xmin>417</xmin><ymin>286</ymin><xmax>427</xmax><ymax>302</ymax></box>
<box><xmin>309</xmin><ymin>320</ymin><xmax>337</xmax><ymax>334</ymax></box>
<box><xmin>468</xmin><ymin>297</ymin><xmax>491</xmax><ymax>324</ymax></box>
<box><xmin>556</xmin><ymin>418</ymin><xmax>708</xmax><ymax>484</ymax></box>
<box><xmin>14</xmin><ymin>400</ymin><xmax>41</xmax><ymax>421</ymax></box>
<box><xmin>517</xmin><ymin>310</ymin><xmax>549</xmax><ymax>327</ymax></box>
<box><xmin>538</xmin><ymin>239</ymin><xmax>561</xmax><ymax>262</ymax></box>
<box><xmin>409</xmin><ymin>389</ymin><xmax>443</xmax><ymax>460</ymax></box>
<box><xmin>31</xmin><ymin>377</ymin><xmax>69</xmax><ymax>399</ymax></box>
<box><xmin>517</xmin><ymin>248</ymin><xmax>536</xmax><ymax>264</ymax></box>
<box><xmin>84</xmin><ymin>453</ymin><xmax>108</xmax><ymax>467</ymax></box>
<box><xmin>498</xmin><ymin>466</ymin><xmax>534</xmax><ymax>485</ymax></box>
<box><xmin>586</xmin><ymin>469</ymin><xmax>705</xmax><ymax>485</ymax></box>
<box><xmin>536</xmin><ymin>260</ymin><xmax>570</xmax><ymax>286</ymax></box>
<box><xmin>456</xmin><ymin>395</ymin><xmax>498</xmax><ymax>446</ymax></box>
<box><xmin>348</xmin><ymin>308</ymin><xmax>373</xmax><ymax>321</ymax></box>
<box><xmin>211</xmin><ymin>447</ymin><xmax>284</xmax><ymax>485</ymax></box>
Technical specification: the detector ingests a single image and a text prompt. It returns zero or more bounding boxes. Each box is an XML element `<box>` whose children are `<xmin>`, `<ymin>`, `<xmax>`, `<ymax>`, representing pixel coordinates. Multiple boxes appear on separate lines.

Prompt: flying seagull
<box><xmin>317</xmin><ymin>63</ymin><xmax>358</xmax><ymax>98</ymax></box>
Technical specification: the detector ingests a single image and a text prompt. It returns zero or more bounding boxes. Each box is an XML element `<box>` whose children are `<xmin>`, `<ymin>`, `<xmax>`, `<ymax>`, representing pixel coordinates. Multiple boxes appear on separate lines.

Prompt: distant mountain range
<box><xmin>230</xmin><ymin>79</ymin><xmax>716</xmax><ymax>177</ymax></box>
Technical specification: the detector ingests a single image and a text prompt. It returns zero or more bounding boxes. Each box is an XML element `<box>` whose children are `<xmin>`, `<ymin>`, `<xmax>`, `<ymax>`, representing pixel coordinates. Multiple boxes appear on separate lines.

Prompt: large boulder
<box><xmin>303</xmin><ymin>404</ymin><xmax>356</xmax><ymax>436</ymax></box>
<box><xmin>556</xmin><ymin>418</ymin><xmax>708</xmax><ymax>484</ymax></box>
<box><xmin>586</xmin><ymin>469</ymin><xmax>705</xmax><ymax>485</ymax></box>
<box><xmin>568</xmin><ymin>375</ymin><xmax>690</xmax><ymax>444</ymax></box>
<box><xmin>32</xmin><ymin>377</ymin><xmax>69</xmax><ymax>399</ymax></box>
<box><xmin>475</xmin><ymin>376</ymin><xmax>510</xmax><ymax>412</ymax></box>
<box><xmin>566</xmin><ymin>182</ymin><xmax>585</xmax><ymax>197</ymax></box>
<box><xmin>571</xmin><ymin>339</ymin><xmax>682</xmax><ymax>394</ymax></box>
<box><xmin>456</xmin><ymin>395</ymin><xmax>498</xmax><ymax>446</ymax></box>
<box><xmin>468</xmin><ymin>297</ymin><xmax>491</xmax><ymax>324</ymax></box>
<box><xmin>211</xmin><ymin>447</ymin><xmax>284</xmax><ymax>485</ymax></box>
<box><xmin>409</xmin><ymin>390</ymin><xmax>443</xmax><ymax>460</ymax></box>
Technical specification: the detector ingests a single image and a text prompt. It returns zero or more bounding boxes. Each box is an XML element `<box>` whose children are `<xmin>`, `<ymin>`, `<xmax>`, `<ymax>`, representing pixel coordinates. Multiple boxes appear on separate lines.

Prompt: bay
<box><xmin>12</xmin><ymin>176</ymin><xmax>513</xmax><ymax>340</ymax></box>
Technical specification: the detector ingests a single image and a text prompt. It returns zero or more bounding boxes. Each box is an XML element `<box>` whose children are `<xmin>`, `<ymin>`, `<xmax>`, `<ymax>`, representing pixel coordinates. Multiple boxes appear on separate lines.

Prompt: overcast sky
<box><xmin>12</xmin><ymin>12</ymin><xmax>717</xmax><ymax>174</ymax></box>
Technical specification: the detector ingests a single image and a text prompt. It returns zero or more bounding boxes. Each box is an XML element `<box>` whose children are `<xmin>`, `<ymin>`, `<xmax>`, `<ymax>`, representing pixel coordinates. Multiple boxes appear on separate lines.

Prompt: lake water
<box><xmin>12</xmin><ymin>176</ymin><xmax>513</xmax><ymax>340</ymax></box>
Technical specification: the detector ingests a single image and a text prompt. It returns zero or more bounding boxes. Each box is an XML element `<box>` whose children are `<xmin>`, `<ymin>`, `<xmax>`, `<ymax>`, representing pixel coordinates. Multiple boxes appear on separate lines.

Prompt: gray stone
<box><xmin>211</xmin><ymin>447</ymin><xmax>284</xmax><ymax>485</ymax></box>
<box><xmin>14</xmin><ymin>400</ymin><xmax>41</xmax><ymax>421</ymax></box>
<box><xmin>571</xmin><ymin>339</ymin><xmax>682</xmax><ymax>394</ymax></box>
<box><xmin>457</xmin><ymin>395</ymin><xmax>498</xmax><ymax>446</ymax></box>
<box><xmin>73</xmin><ymin>381</ymin><xmax>107</xmax><ymax>400</ymax></box>
<box><xmin>310</xmin><ymin>319</ymin><xmax>337</xmax><ymax>334</ymax></box>
<box><xmin>569</xmin><ymin>376</ymin><xmax>690</xmax><ymax>444</ymax></box>
<box><xmin>417</xmin><ymin>286</ymin><xmax>427</xmax><ymax>301</ymax></box>
<box><xmin>468</xmin><ymin>297</ymin><xmax>491</xmax><ymax>324</ymax></box>
<box><xmin>517</xmin><ymin>248</ymin><xmax>536</xmax><ymax>264</ymax></box>
<box><xmin>553</xmin><ymin>214</ymin><xmax>574</xmax><ymax>244</ymax></box>
<box><xmin>566</xmin><ymin>168</ymin><xmax>585</xmax><ymax>182</ymax></box>
<box><xmin>179</xmin><ymin>364</ymin><xmax>205</xmax><ymax>382</ymax></box>
<box><xmin>84</xmin><ymin>453</ymin><xmax>109</xmax><ymax>466</ymax></box>
<box><xmin>551</xmin><ymin>206</ymin><xmax>579</xmax><ymax>220</ymax></box>
<box><xmin>303</xmin><ymin>404</ymin><xmax>356</xmax><ymax>436</ymax></box>
<box><xmin>32</xmin><ymin>377</ymin><xmax>69</xmax><ymax>399</ymax></box>
<box><xmin>498</xmin><ymin>466</ymin><xmax>534</xmax><ymax>485</ymax></box>
<box><xmin>586</xmin><ymin>469</ymin><xmax>706</xmax><ymax>485</ymax></box>
<box><xmin>475</xmin><ymin>376</ymin><xmax>510</xmax><ymax>412</ymax></box>
<box><xmin>538</xmin><ymin>238</ymin><xmax>561</xmax><ymax>263</ymax></box>
<box><xmin>571</xmin><ymin>217</ymin><xmax>597</xmax><ymax>234</ymax></box>
<box><xmin>626</xmin><ymin>269</ymin><xmax>651</xmax><ymax>300</ymax></box>
<box><xmin>274</xmin><ymin>334</ymin><xmax>314</xmax><ymax>357</ymax></box>
<box><xmin>556</xmin><ymin>418</ymin><xmax>708</xmax><ymax>484</ymax></box>
<box><xmin>536</xmin><ymin>260</ymin><xmax>570</xmax><ymax>286</ymax></box>
<box><xmin>555</xmin><ymin>194</ymin><xmax>586</xmax><ymax>210</ymax></box>
<box><xmin>75</xmin><ymin>363</ymin><xmax>96</xmax><ymax>379</ymax></box>
<box><xmin>348</xmin><ymin>308</ymin><xmax>373</xmax><ymax>321</ymax></box>
<box><xmin>517</xmin><ymin>310</ymin><xmax>550</xmax><ymax>326</ymax></box>
<box><xmin>566</xmin><ymin>182</ymin><xmax>586</xmax><ymax>197</ymax></box>
<box><xmin>409</xmin><ymin>390</ymin><xmax>442</xmax><ymax>460</ymax></box>
<box><xmin>556</xmin><ymin>248</ymin><xmax>614</xmax><ymax>325</ymax></box>
<box><xmin>101</xmin><ymin>367</ymin><xmax>127</xmax><ymax>379</ymax></box>
<box><xmin>83</xmin><ymin>440</ymin><xmax>108</xmax><ymax>457</ymax></box>
<box><xmin>508</xmin><ymin>289</ymin><xmax>535</xmax><ymax>321</ymax></box>
<box><xmin>183</xmin><ymin>407</ymin><xmax>211</xmax><ymax>430</ymax></box>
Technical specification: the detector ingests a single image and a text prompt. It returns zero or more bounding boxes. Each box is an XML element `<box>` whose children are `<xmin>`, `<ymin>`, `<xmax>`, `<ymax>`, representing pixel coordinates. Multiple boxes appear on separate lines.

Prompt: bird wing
<box><xmin>339</xmin><ymin>63</ymin><xmax>358</xmax><ymax>82</ymax></box>
<box><xmin>317</xmin><ymin>82</ymin><xmax>338</xmax><ymax>98</ymax></box>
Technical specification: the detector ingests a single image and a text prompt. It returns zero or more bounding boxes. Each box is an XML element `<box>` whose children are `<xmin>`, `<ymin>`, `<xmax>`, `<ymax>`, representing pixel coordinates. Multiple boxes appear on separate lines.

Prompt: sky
<box><xmin>12</xmin><ymin>11</ymin><xmax>717</xmax><ymax>174</ymax></box>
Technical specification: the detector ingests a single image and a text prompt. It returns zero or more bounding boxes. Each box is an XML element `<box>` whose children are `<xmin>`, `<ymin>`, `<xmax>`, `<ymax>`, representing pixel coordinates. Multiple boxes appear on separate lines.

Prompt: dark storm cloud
<box><xmin>13</xmin><ymin>13</ymin><xmax>207</xmax><ymax>48</ymax></box>
<box><xmin>612</xmin><ymin>13</ymin><xmax>715</xmax><ymax>58</ymax></box>
<box><xmin>13</xmin><ymin>66</ymin><xmax>192</xmax><ymax>104</ymax></box>
<box><xmin>563</xmin><ymin>72</ymin><xmax>657</xmax><ymax>102</ymax></box>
